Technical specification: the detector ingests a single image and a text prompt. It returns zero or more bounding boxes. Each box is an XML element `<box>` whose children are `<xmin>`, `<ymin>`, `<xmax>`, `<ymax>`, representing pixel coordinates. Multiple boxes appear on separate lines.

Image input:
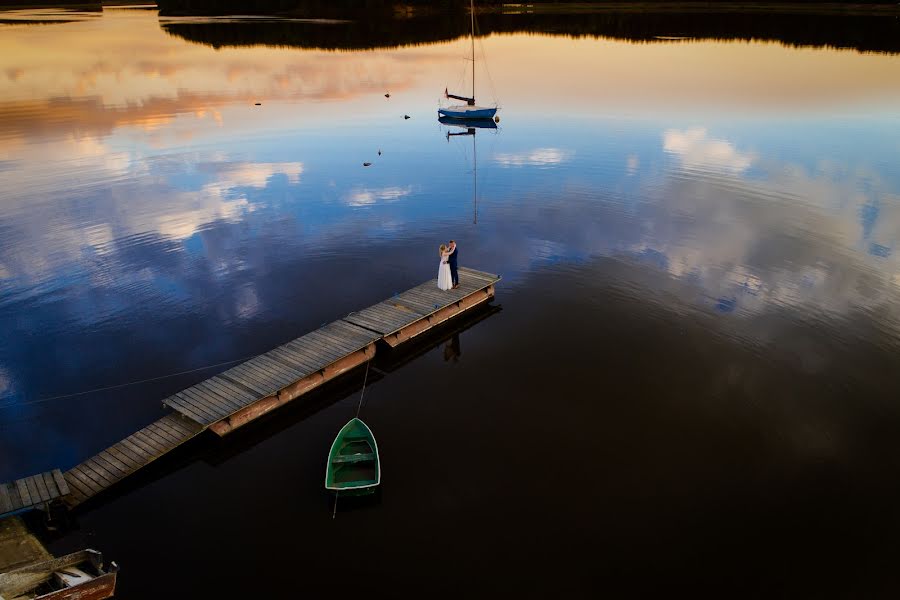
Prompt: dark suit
<box><xmin>448</xmin><ymin>245</ymin><xmax>459</xmax><ymax>286</ymax></box>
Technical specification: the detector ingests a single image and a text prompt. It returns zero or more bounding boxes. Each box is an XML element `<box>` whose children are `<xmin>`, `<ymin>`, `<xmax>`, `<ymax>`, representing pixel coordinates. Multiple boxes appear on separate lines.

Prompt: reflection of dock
<box><xmin>1</xmin><ymin>267</ymin><xmax>500</xmax><ymax>511</ymax></box>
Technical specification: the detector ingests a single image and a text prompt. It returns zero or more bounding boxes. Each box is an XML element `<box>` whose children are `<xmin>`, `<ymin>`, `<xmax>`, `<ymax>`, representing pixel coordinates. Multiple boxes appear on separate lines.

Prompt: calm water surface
<box><xmin>2</xmin><ymin>6</ymin><xmax>900</xmax><ymax>597</ymax></box>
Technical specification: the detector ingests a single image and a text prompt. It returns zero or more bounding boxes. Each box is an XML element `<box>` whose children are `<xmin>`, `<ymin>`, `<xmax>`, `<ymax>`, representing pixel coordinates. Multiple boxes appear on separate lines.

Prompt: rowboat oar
<box><xmin>332</xmin><ymin>491</ymin><xmax>339</xmax><ymax>519</ymax></box>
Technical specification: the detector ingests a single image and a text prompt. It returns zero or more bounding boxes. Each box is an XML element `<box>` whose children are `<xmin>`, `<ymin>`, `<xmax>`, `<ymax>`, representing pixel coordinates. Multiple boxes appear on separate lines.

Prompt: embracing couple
<box><xmin>437</xmin><ymin>240</ymin><xmax>459</xmax><ymax>291</ymax></box>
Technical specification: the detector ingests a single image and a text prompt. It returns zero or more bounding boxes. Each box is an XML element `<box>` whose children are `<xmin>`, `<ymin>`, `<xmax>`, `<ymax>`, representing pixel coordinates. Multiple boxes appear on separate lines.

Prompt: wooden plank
<box><xmin>177</xmin><ymin>389</ymin><xmax>229</xmax><ymax>422</ymax></box>
<box><xmin>204</xmin><ymin>376</ymin><xmax>257</xmax><ymax>404</ymax></box>
<box><xmin>181</xmin><ymin>389</ymin><xmax>230</xmax><ymax>422</ymax></box>
<box><xmin>254</xmin><ymin>355</ymin><xmax>304</xmax><ymax>384</ymax></box>
<box><xmin>371</xmin><ymin>309</ymin><xmax>417</xmax><ymax>330</ymax></box>
<box><xmin>24</xmin><ymin>477</ymin><xmax>41</xmax><ymax>506</ymax></box>
<box><xmin>239</xmin><ymin>359</ymin><xmax>292</xmax><ymax>390</ymax></box>
<box><xmin>303</xmin><ymin>329</ymin><xmax>360</xmax><ymax>354</ymax></box>
<box><xmin>15</xmin><ymin>479</ymin><xmax>32</xmax><ymax>507</ymax></box>
<box><xmin>339</xmin><ymin>315</ymin><xmax>384</xmax><ymax>334</ymax></box>
<box><xmin>8</xmin><ymin>484</ymin><xmax>23</xmax><ymax>511</ymax></box>
<box><xmin>164</xmin><ymin>392</ymin><xmax>212</xmax><ymax>424</ymax></box>
<box><xmin>0</xmin><ymin>483</ymin><xmax>12</xmax><ymax>514</ymax></box>
<box><xmin>459</xmin><ymin>266</ymin><xmax>500</xmax><ymax>280</ymax></box>
<box><xmin>64</xmin><ymin>481</ymin><xmax>88</xmax><ymax>505</ymax></box>
<box><xmin>51</xmin><ymin>470</ymin><xmax>70</xmax><ymax>498</ymax></box>
<box><xmin>146</xmin><ymin>420</ymin><xmax>184</xmax><ymax>446</ymax></box>
<box><xmin>396</xmin><ymin>294</ymin><xmax>443</xmax><ymax>313</ymax></box>
<box><xmin>303</xmin><ymin>327</ymin><xmax>362</xmax><ymax>353</ymax></box>
<box><xmin>339</xmin><ymin>318</ymin><xmax>388</xmax><ymax>338</ymax></box>
<box><xmin>81</xmin><ymin>459</ymin><xmax>116</xmax><ymax>487</ymax></box>
<box><xmin>220</xmin><ymin>371</ymin><xmax>268</xmax><ymax>398</ymax></box>
<box><xmin>66</xmin><ymin>466</ymin><xmax>104</xmax><ymax>495</ymax></box>
<box><xmin>329</xmin><ymin>319</ymin><xmax>384</xmax><ymax>344</ymax></box>
<box><xmin>281</xmin><ymin>343</ymin><xmax>333</xmax><ymax>370</ymax></box>
<box><xmin>321</xmin><ymin>320</ymin><xmax>382</xmax><ymax>345</ymax></box>
<box><xmin>399</xmin><ymin>289</ymin><xmax>443</xmax><ymax>309</ymax></box>
<box><xmin>92</xmin><ymin>453</ymin><xmax>128</xmax><ymax>479</ymax></box>
<box><xmin>130</xmin><ymin>430</ymin><xmax>166</xmax><ymax>455</ymax></box>
<box><xmin>193</xmin><ymin>382</ymin><xmax>245</xmax><ymax>413</ymax></box>
<box><xmin>98</xmin><ymin>450</ymin><xmax>132</xmax><ymax>475</ymax></box>
<box><xmin>389</xmin><ymin>297</ymin><xmax>436</xmax><ymax>316</ymax></box>
<box><xmin>409</xmin><ymin>286</ymin><xmax>451</xmax><ymax>305</ymax></box>
<box><xmin>226</xmin><ymin>363</ymin><xmax>273</xmax><ymax>388</ymax></box>
<box><xmin>343</xmin><ymin>313</ymin><xmax>392</xmax><ymax>334</ymax></box>
<box><xmin>41</xmin><ymin>472</ymin><xmax>59</xmax><ymax>499</ymax></box>
<box><xmin>296</xmin><ymin>340</ymin><xmax>349</xmax><ymax>366</ymax></box>
<box><xmin>148</xmin><ymin>416</ymin><xmax>187</xmax><ymax>442</ymax></box>
<box><xmin>227</xmin><ymin>364</ymin><xmax>279</xmax><ymax>395</ymax></box>
<box><xmin>177</xmin><ymin>389</ymin><xmax>229</xmax><ymax>421</ymax></box>
<box><xmin>162</xmin><ymin>413</ymin><xmax>202</xmax><ymax>436</ymax></box>
<box><xmin>267</xmin><ymin>347</ymin><xmax>316</xmax><ymax>373</ymax></box>
<box><xmin>286</xmin><ymin>339</ymin><xmax>341</xmax><ymax>366</ymax></box>
<box><xmin>354</xmin><ymin>305</ymin><xmax>409</xmax><ymax>330</ymax></box>
<box><xmin>457</xmin><ymin>272</ymin><xmax>495</xmax><ymax>286</ymax></box>
<box><xmin>177</xmin><ymin>388</ymin><xmax>229</xmax><ymax>418</ymax></box>
<box><xmin>139</xmin><ymin>426</ymin><xmax>175</xmax><ymax>451</ymax></box>
<box><xmin>371</xmin><ymin>301</ymin><xmax>419</xmax><ymax>320</ymax></box>
<box><xmin>349</xmin><ymin>306</ymin><xmax>401</xmax><ymax>326</ymax></box>
<box><xmin>105</xmin><ymin>446</ymin><xmax>139</xmax><ymax>471</ymax></box>
<box><xmin>115</xmin><ymin>438</ymin><xmax>149</xmax><ymax>467</ymax></box>
<box><xmin>68</xmin><ymin>464</ymin><xmax>108</xmax><ymax>492</ymax></box>
<box><xmin>30</xmin><ymin>475</ymin><xmax>49</xmax><ymax>503</ymax></box>
<box><xmin>245</xmin><ymin>355</ymin><xmax>295</xmax><ymax>382</ymax></box>
<box><xmin>143</xmin><ymin>423</ymin><xmax>178</xmax><ymax>448</ymax></box>
<box><xmin>228</xmin><ymin>361</ymin><xmax>279</xmax><ymax>387</ymax></box>
<box><xmin>320</xmin><ymin>321</ymin><xmax>377</xmax><ymax>344</ymax></box>
<box><xmin>269</xmin><ymin>345</ymin><xmax>317</xmax><ymax>370</ymax></box>
<box><xmin>62</xmin><ymin>471</ymin><xmax>94</xmax><ymax>498</ymax></box>
<box><xmin>120</xmin><ymin>434</ymin><xmax>156</xmax><ymax>459</ymax></box>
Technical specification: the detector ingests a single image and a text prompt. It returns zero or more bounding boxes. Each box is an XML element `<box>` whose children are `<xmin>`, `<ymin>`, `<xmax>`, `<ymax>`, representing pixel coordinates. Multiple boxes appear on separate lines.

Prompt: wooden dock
<box><xmin>62</xmin><ymin>413</ymin><xmax>204</xmax><ymax>507</ymax></box>
<box><xmin>5</xmin><ymin>268</ymin><xmax>499</xmax><ymax>510</ymax></box>
<box><xmin>0</xmin><ymin>470</ymin><xmax>70</xmax><ymax>518</ymax></box>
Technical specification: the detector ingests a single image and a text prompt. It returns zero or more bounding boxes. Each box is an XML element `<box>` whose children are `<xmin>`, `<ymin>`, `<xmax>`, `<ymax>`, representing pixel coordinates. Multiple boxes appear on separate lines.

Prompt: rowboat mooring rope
<box><xmin>335</xmin><ymin>360</ymin><xmax>371</xmax><ymax>519</ymax></box>
<box><xmin>356</xmin><ymin>360</ymin><xmax>370</xmax><ymax>418</ymax></box>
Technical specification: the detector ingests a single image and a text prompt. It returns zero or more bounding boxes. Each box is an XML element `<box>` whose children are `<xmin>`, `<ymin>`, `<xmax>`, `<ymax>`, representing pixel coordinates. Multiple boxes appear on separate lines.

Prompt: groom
<box><xmin>448</xmin><ymin>240</ymin><xmax>459</xmax><ymax>289</ymax></box>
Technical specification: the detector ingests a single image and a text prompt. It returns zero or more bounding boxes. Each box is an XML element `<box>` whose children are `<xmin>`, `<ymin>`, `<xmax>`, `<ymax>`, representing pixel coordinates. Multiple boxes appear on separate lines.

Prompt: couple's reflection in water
<box><xmin>443</xmin><ymin>333</ymin><xmax>461</xmax><ymax>363</ymax></box>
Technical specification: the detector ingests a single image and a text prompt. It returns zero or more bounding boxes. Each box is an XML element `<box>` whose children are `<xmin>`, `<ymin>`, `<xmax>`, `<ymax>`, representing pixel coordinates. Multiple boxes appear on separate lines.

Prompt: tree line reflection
<box><xmin>155</xmin><ymin>2</ymin><xmax>900</xmax><ymax>54</ymax></box>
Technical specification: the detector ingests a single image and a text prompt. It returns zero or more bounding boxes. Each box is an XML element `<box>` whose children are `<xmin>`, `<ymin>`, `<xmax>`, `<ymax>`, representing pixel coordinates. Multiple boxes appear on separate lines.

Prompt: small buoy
<box><xmin>403</xmin><ymin>115</ymin><xmax>410</xmax><ymax>120</ymax></box>
<box><xmin>384</xmin><ymin>93</ymin><xmax>390</xmax><ymax>98</ymax></box>
<box><xmin>254</xmin><ymin>102</ymin><xmax>261</xmax><ymax>106</ymax></box>
<box><xmin>363</xmin><ymin>162</ymin><xmax>372</xmax><ymax>167</ymax></box>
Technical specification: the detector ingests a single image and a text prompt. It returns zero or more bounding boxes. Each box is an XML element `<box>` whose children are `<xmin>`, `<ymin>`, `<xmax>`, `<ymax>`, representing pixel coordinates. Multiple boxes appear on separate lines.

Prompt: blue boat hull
<box><xmin>438</xmin><ymin>106</ymin><xmax>497</xmax><ymax>119</ymax></box>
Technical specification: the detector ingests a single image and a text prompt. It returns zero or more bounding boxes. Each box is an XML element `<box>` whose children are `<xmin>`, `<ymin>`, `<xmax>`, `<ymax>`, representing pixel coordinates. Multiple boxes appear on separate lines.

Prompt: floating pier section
<box><xmin>0</xmin><ymin>267</ymin><xmax>500</xmax><ymax>511</ymax></box>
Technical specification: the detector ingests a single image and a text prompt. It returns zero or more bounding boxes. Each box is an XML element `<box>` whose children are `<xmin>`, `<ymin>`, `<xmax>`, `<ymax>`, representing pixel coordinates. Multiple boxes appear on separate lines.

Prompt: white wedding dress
<box><xmin>437</xmin><ymin>255</ymin><xmax>452</xmax><ymax>291</ymax></box>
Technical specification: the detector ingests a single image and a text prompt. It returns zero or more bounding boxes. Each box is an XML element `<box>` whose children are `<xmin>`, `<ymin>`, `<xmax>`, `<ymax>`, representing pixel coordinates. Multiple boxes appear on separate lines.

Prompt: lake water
<box><xmin>2</xmin><ymin>5</ymin><xmax>900</xmax><ymax>596</ymax></box>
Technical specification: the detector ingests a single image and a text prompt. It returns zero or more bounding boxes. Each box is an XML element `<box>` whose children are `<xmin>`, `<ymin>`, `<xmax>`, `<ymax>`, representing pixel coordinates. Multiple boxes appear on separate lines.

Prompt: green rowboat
<box><xmin>325</xmin><ymin>417</ymin><xmax>380</xmax><ymax>495</ymax></box>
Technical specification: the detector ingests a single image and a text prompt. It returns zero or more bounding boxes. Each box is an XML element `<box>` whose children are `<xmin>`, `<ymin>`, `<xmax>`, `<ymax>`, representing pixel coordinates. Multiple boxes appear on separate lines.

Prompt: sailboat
<box><xmin>438</xmin><ymin>0</ymin><xmax>498</xmax><ymax>121</ymax></box>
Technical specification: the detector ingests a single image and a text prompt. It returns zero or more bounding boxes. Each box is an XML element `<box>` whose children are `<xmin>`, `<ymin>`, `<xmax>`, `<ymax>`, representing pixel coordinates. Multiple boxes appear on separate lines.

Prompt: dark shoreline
<box><xmin>155</xmin><ymin>3</ymin><xmax>900</xmax><ymax>54</ymax></box>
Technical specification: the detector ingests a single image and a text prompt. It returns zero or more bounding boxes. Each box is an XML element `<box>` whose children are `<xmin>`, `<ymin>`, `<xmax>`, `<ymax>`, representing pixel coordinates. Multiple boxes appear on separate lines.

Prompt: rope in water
<box><xmin>0</xmin><ymin>355</ymin><xmax>257</xmax><ymax>412</ymax></box>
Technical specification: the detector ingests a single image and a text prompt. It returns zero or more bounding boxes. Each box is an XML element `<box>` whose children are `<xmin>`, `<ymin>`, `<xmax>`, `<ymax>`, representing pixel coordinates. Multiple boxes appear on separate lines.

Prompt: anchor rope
<box><xmin>0</xmin><ymin>355</ymin><xmax>258</xmax><ymax>412</ymax></box>
<box><xmin>355</xmin><ymin>359</ymin><xmax>370</xmax><ymax>418</ymax></box>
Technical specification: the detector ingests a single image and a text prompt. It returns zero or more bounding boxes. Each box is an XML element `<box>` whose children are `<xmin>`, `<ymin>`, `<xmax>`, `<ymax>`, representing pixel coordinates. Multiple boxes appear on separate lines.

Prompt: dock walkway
<box><xmin>0</xmin><ymin>471</ymin><xmax>70</xmax><ymax>518</ymax></box>
<box><xmin>63</xmin><ymin>413</ymin><xmax>203</xmax><ymax>506</ymax></box>
<box><xmin>7</xmin><ymin>267</ymin><xmax>499</xmax><ymax>510</ymax></box>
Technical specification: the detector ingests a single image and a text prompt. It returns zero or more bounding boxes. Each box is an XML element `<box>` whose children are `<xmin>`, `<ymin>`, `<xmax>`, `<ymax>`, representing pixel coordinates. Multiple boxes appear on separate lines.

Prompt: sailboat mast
<box><xmin>473</xmin><ymin>131</ymin><xmax>477</xmax><ymax>224</ymax></box>
<box><xmin>470</xmin><ymin>0</ymin><xmax>475</xmax><ymax>101</ymax></box>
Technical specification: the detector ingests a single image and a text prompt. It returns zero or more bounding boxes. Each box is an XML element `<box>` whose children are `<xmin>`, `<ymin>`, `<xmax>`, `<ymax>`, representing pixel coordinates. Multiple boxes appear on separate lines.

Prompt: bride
<box><xmin>437</xmin><ymin>244</ymin><xmax>453</xmax><ymax>291</ymax></box>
